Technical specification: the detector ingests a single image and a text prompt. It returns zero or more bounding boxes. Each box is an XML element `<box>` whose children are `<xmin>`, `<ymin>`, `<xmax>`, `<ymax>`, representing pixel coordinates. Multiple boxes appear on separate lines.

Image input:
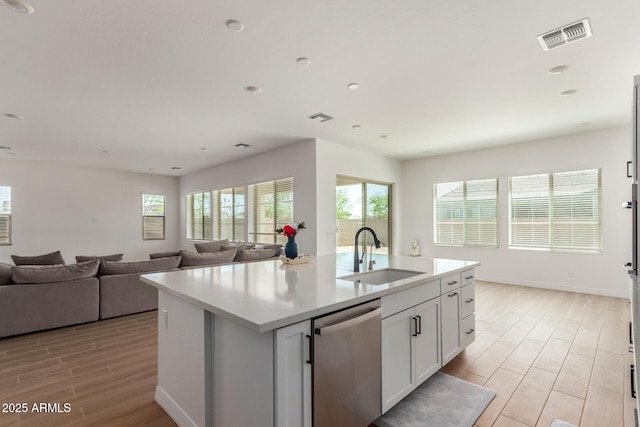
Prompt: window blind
<box><xmin>187</xmin><ymin>192</ymin><xmax>211</xmax><ymax>240</ymax></box>
<box><xmin>248</xmin><ymin>178</ymin><xmax>293</xmax><ymax>244</ymax></box>
<box><xmin>434</xmin><ymin>179</ymin><xmax>498</xmax><ymax>247</ymax></box>
<box><xmin>142</xmin><ymin>194</ymin><xmax>166</xmax><ymax>240</ymax></box>
<box><xmin>0</xmin><ymin>186</ymin><xmax>10</xmax><ymax>245</ymax></box>
<box><xmin>509</xmin><ymin>169</ymin><xmax>601</xmax><ymax>251</ymax></box>
<box><xmin>216</xmin><ymin>186</ymin><xmax>244</xmax><ymax>241</ymax></box>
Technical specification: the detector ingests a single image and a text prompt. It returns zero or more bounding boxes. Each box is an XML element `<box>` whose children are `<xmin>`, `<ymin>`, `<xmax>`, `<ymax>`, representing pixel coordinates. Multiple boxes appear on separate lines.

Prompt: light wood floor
<box><xmin>0</xmin><ymin>281</ymin><xmax>634</xmax><ymax>426</ymax></box>
<box><xmin>443</xmin><ymin>281</ymin><xmax>634</xmax><ymax>427</ymax></box>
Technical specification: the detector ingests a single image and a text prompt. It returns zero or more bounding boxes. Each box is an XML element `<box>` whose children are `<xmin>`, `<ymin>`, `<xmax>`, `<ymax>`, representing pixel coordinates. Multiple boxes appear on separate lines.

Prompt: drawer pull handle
<box><xmin>465</xmin><ymin>275</ymin><xmax>474</xmax><ymax>280</ymax></box>
<box><xmin>465</xmin><ymin>329</ymin><xmax>475</xmax><ymax>335</ymax></box>
<box><xmin>448</xmin><ymin>281</ymin><xmax>458</xmax><ymax>286</ymax></box>
<box><xmin>412</xmin><ymin>317</ymin><xmax>419</xmax><ymax>337</ymax></box>
<box><xmin>448</xmin><ymin>292</ymin><xmax>458</xmax><ymax>297</ymax></box>
<box><xmin>465</xmin><ymin>298</ymin><xmax>474</xmax><ymax>303</ymax></box>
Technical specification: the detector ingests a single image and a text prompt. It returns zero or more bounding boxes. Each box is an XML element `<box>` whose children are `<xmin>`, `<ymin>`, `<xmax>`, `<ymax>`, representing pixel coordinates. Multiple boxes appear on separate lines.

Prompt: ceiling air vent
<box><xmin>538</xmin><ymin>18</ymin><xmax>592</xmax><ymax>51</ymax></box>
<box><xmin>308</xmin><ymin>112</ymin><xmax>334</xmax><ymax>123</ymax></box>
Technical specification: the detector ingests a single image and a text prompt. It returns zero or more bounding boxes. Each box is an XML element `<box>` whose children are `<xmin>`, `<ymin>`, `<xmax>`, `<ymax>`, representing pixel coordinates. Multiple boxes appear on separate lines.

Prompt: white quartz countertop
<box><xmin>141</xmin><ymin>254</ymin><xmax>479</xmax><ymax>333</ymax></box>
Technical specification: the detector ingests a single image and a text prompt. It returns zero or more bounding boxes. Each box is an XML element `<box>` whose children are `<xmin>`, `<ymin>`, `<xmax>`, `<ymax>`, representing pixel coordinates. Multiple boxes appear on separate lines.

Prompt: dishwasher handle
<box><xmin>315</xmin><ymin>307</ymin><xmax>382</xmax><ymax>336</ymax></box>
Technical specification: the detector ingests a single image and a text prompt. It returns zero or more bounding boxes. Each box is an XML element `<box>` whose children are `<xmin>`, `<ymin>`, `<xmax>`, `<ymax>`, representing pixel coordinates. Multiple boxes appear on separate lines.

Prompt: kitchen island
<box><xmin>141</xmin><ymin>254</ymin><xmax>479</xmax><ymax>427</ymax></box>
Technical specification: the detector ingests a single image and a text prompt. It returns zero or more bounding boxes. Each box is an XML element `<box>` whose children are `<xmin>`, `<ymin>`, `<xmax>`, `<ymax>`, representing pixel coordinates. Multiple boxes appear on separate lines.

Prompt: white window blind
<box><xmin>248</xmin><ymin>178</ymin><xmax>293</xmax><ymax>244</ymax></box>
<box><xmin>215</xmin><ymin>186</ymin><xmax>244</xmax><ymax>241</ymax></box>
<box><xmin>509</xmin><ymin>169</ymin><xmax>601</xmax><ymax>251</ymax></box>
<box><xmin>0</xmin><ymin>186</ymin><xmax>11</xmax><ymax>245</ymax></box>
<box><xmin>142</xmin><ymin>194</ymin><xmax>166</xmax><ymax>240</ymax></box>
<box><xmin>187</xmin><ymin>192</ymin><xmax>211</xmax><ymax>240</ymax></box>
<box><xmin>434</xmin><ymin>179</ymin><xmax>498</xmax><ymax>246</ymax></box>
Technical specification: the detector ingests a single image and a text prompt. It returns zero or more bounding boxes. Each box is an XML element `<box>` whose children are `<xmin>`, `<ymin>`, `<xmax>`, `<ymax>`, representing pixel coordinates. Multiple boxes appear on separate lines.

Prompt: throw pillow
<box><xmin>12</xmin><ymin>259</ymin><xmax>99</xmax><ymax>284</ymax></box>
<box><xmin>149</xmin><ymin>251</ymin><xmax>181</xmax><ymax>259</ymax></box>
<box><xmin>194</xmin><ymin>239</ymin><xmax>230</xmax><ymax>254</ymax></box>
<box><xmin>76</xmin><ymin>253</ymin><xmax>124</xmax><ymax>263</ymax></box>
<box><xmin>99</xmin><ymin>256</ymin><xmax>182</xmax><ymax>275</ymax></box>
<box><xmin>221</xmin><ymin>243</ymin><xmax>255</xmax><ymax>251</ymax></box>
<box><xmin>11</xmin><ymin>250</ymin><xmax>65</xmax><ymax>266</ymax></box>
<box><xmin>234</xmin><ymin>248</ymin><xmax>279</xmax><ymax>262</ymax></box>
<box><xmin>179</xmin><ymin>248</ymin><xmax>238</xmax><ymax>267</ymax></box>
<box><xmin>0</xmin><ymin>262</ymin><xmax>14</xmax><ymax>285</ymax></box>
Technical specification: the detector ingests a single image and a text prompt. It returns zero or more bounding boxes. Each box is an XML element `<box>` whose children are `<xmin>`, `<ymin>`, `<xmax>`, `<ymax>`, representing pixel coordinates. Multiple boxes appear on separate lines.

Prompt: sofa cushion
<box><xmin>0</xmin><ymin>262</ymin><xmax>14</xmax><ymax>285</ymax></box>
<box><xmin>76</xmin><ymin>253</ymin><xmax>124</xmax><ymax>263</ymax></box>
<box><xmin>179</xmin><ymin>249</ymin><xmax>237</xmax><ymax>267</ymax></box>
<box><xmin>11</xmin><ymin>250</ymin><xmax>65</xmax><ymax>266</ymax></box>
<box><xmin>149</xmin><ymin>251</ymin><xmax>181</xmax><ymax>259</ymax></box>
<box><xmin>194</xmin><ymin>239</ymin><xmax>229</xmax><ymax>254</ymax></box>
<box><xmin>12</xmin><ymin>259</ymin><xmax>99</xmax><ymax>284</ymax></box>
<box><xmin>235</xmin><ymin>248</ymin><xmax>280</xmax><ymax>262</ymax></box>
<box><xmin>99</xmin><ymin>256</ymin><xmax>182</xmax><ymax>275</ymax></box>
<box><xmin>221</xmin><ymin>243</ymin><xmax>255</xmax><ymax>252</ymax></box>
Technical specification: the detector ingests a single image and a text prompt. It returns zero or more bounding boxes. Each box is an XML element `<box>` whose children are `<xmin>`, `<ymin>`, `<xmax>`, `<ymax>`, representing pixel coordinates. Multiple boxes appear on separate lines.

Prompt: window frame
<box><xmin>142</xmin><ymin>193</ymin><xmax>166</xmax><ymax>240</ymax></box>
<box><xmin>247</xmin><ymin>178</ymin><xmax>294</xmax><ymax>245</ymax></box>
<box><xmin>186</xmin><ymin>191</ymin><xmax>212</xmax><ymax>240</ymax></box>
<box><xmin>0</xmin><ymin>185</ymin><xmax>11</xmax><ymax>246</ymax></box>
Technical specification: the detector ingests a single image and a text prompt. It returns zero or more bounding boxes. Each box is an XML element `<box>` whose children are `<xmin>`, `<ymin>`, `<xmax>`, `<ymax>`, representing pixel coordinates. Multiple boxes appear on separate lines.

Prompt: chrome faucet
<box><xmin>353</xmin><ymin>226</ymin><xmax>381</xmax><ymax>273</ymax></box>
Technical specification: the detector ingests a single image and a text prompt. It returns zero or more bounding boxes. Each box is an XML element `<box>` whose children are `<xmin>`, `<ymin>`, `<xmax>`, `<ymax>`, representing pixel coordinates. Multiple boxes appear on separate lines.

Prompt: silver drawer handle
<box><xmin>448</xmin><ymin>292</ymin><xmax>458</xmax><ymax>297</ymax></box>
<box><xmin>447</xmin><ymin>281</ymin><xmax>458</xmax><ymax>285</ymax></box>
<box><xmin>465</xmin><ymin>298</ymin><xmax>474</xmax><ymax>303</ymax></box>
<box><xmin>465</xmin><ymin>275</ymin><xmax>474</xmax><ymax>280</ymax></box>
<box><xmin>465</xmin><ymin>329</ymin><xmax>475</xmax><ymax>335</ymax></box>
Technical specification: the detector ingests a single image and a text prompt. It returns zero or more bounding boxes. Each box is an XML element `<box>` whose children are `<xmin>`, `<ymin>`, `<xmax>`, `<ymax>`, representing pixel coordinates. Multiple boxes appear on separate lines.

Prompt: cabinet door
<box><xmin>461</xmin><ymin>314</ymin><xmax>476</xmax><ymax>348</ymax></box>
<box><xmin>441</xmin><ymin>291</ymin><xmax>461</xmax><ymax>365</ymax></box>
<box><xmin>461</xmin><ymin>283</ymin><xmax>475</xmax><ymax>319</ymax></box>
<box><xmin>275</xmin><ymin>320</ymin><xmax>312</xmax><ymax>427</ymax></box>
<box><xmin>381</xmin><ymin>308</ymin><xmax>414</xmax><ymax>414</ymax></box>
<box><xmin>414</xmin><ymin>298</ymin><xmax>441</xmax><ymax>386</ymax></box>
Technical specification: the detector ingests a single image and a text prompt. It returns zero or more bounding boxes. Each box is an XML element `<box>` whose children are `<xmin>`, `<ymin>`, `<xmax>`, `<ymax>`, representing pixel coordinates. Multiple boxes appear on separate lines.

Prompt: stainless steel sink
<box><xmin>338</xmin><ymin>268</ymin><xmax>424</xmax><ymax>286</ymax></box>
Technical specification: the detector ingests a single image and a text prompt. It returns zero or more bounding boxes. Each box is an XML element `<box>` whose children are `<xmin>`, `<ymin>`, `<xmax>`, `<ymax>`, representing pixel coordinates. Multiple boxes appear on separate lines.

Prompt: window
<box><xmin>434</xmin><ymin>179</ymin><xmax>498</xmax><ymax>246</ymax></box>
<box><xmin>142</xmin><ymin>194</ymin><xmax>165</xmax><ymax>240</ymax></box>
<box><xmin>509</xmin><ymin>169</ymin><xmax>601</xmax><ymax>251</ymax></box>
<box><xmin>248</xmin><ymin>178</ymin><xmax>293</xmax><ymax>244</ymax></box>
<box><xmin>187</xmin><ymin>192</ymin><xmax>211</xmax><ymax>240</ymax></box>
<box><xmin>214</xmin><ymin>186</ymin><xmax>245</xmax><ymax>240</ymax></box>
<box><xmin>0</xmin><ymin>186</ymin><xmax>11</xmax><ymax>245</ymax></box>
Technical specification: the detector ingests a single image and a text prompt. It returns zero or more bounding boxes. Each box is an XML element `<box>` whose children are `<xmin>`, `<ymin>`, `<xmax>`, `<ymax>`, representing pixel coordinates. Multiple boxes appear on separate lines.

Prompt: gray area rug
<box><xmin>373</xmin><ymin>372</ymin><xmax>496</xmax><ymax>427</ymax></box>
<box><xmin>550</xmin><ymin>420</ymin><xmax>576</xmax><ymax>427</ymax></box>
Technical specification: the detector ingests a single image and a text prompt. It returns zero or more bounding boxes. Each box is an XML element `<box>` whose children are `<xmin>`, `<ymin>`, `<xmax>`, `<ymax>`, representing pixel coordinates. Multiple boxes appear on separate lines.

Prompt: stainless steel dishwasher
<box><xmin>312</xmin><ymin>299</ymin><xmax>382</xmax><ymax>427</ymax></box>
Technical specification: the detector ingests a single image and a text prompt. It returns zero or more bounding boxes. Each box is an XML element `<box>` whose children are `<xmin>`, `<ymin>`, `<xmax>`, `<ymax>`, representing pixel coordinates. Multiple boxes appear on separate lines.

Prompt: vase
<box><xmin>284</xmin><ymin>236</ymin><xmax>298</xmax><ymax>259</ymax></box>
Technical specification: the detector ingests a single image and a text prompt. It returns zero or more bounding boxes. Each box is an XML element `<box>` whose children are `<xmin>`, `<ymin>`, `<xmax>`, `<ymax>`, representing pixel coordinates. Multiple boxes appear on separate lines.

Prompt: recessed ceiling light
<box><xmin>548</xmin><ymin>65</ymin><xmax>569</xmax><ymax>75</ymax></box>
<box><xmin>245</xmin><ymin>86</ymin><xmax>262</xmax><ymax>94</ymax></box>
<box><xmin>347</xmin><ymin>83</ymin><xmax>360</xmax><ymax>90</ymax></box>
<box><xmin>226</xmin><ymin>20</ymin><xmax>244</xmax><ymax>32</ymax></box>
<box><xmin>0</xmin><ymin>146</ymin><xmax>11</xmax><ymax>151</ymax></box>
<box><xmin>560</xmin><ymin>89</ymin><xmax>577</xmax><ymax>97</ymax></box>
<box><xmin>296</xmin><ymin>57</ymin><xmax>311</xmax><ymax>66</ymax></box>
<box><xmin>102</xmin><ymin>150</ymin><xmax>109</xmax><ymax>154</ymax></box>
<box><xmin>379</xmin><ymin>135</ymin><xmax>388</xmax><ymax>140</ymax></box>
<box><xmin>171</xmin><ymin>166</ymin><xmax>184</xmax><ymax>171</ymax></box>
<box><xmin>200</xmin><ymin>147</ymin><xmax>207</xmax><ymax>151</ymax></box>
<box><xmin>352</xmin><ymin>125</ymin><xmax>362</xmax><ymax>130</ymax></box>
<box><xmin>0</xmin><ymin>0</ymin><xmax>34</xmax><ymax>14</ymax></box>
<box><xmin>3</xmin><ymin>113</ymin><xmax>23</xmax><ymax>120</ymax></box>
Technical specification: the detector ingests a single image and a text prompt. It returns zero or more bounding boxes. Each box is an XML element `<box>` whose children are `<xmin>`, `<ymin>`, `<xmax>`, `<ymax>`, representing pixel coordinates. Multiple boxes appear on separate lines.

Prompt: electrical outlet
<box><xmin>162</xmin><ymin>309</ymin><xmax>168</xmax><ymax>328</ymax></box>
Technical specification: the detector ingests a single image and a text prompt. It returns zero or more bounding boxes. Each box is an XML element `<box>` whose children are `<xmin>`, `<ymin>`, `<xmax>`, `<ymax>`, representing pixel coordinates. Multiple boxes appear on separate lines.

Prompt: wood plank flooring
<box><xmin>443</xmin><ymin>281</ymin><xmax>634</xmax><ymax>427</ymax></box>
<box><xmin>0</xmin><ymin>281</ymin><xmax>633</xmax><ymax>426</ymax></box>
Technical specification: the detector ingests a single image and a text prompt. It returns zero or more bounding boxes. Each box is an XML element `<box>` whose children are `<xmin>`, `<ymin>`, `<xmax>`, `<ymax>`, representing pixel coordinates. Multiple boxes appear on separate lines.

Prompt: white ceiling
<box><xmin>1</xmin><ymin>0</ymin><xmax>640</xmax><ymax>176</ymax></box>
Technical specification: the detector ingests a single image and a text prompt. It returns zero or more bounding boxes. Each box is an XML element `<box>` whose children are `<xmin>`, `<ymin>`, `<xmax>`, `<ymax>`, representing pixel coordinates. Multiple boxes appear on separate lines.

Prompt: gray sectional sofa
<box><xmin>0</xmin><ymin>242</ymin><xmax>282</xmax><ymax>338</ymax></box>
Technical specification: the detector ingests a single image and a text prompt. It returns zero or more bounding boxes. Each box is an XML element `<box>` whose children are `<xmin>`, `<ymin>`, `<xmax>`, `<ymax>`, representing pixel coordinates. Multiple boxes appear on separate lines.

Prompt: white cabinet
<box><xmin>275</xmin><ymin>320</ymin><xmax>312</xmax><ymax>427</ymax></box>
<box><xmin>441</xmin><ymin>287</ymin><xmax>461</xmax><ymax>365</ymax></box>
<box><xmin>460</xmin><ymin>269</ymin><xmax>476</xmax><ymax>349</ymax></box>
<box><xmin>381</xmin><ymin>281</ymin><xmax>441</xmax><ymax>414</ymax></box>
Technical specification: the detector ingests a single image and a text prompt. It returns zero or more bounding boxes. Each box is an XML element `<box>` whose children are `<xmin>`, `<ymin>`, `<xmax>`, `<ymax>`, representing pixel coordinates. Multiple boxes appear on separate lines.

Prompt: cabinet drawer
<box><xmin>461</xmin><ymin>269</ymin><xmax>475</xmax><ymax>286</ymax></box>
<box><xmin>461</xmin><ymin>314</ymin><xmax>475</xmax><ymax>347</ymax></box>
<box><xmin>381</xmin><ymin>279</ymin><xmax>440</xmax><ymax>318</ymax></box>
<box><xmin>440</xmin><ymin>273</ymin><xmax>460</xmax><ymax>295</ymax></box>
<box><xmin>461</xmin><ymin>283</ymin><xmax>475</xmax><ymax>319</ymax></box>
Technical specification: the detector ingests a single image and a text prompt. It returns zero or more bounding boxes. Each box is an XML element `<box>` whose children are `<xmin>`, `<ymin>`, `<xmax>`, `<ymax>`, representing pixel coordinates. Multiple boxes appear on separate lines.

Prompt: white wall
<box><xmin>0</xmin><ymin>159</ymin><xmax>180</xmax><ymax>263</ymax></box>
<box><xmin>315</xmin><ymin>139</ymin><xmax>404</xmax><ymax>256</ymax></box>
<box><xmin>402</xmin><ymin>126</ymin><xmax>631</xmax><ymax>297</ymax></box>
<box><xmin>179</xmin><ymin>140</ymin><xmax>318</xmax><ymax>254</ymax></box>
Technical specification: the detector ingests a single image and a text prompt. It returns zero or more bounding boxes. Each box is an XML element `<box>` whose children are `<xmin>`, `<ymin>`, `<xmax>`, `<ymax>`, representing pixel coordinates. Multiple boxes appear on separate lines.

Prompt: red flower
<box><xmin>283</xmin><ymin>225</ymin><xmax>295</xmax><ymax>237</ymax></box>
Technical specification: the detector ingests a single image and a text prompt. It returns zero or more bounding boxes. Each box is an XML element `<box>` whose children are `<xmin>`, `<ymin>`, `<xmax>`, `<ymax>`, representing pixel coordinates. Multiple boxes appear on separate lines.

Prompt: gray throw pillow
<box><xmin>76</xmin><ymin>253</ymin><xmax>124</xmax><ymax>263</ymax></box>
<box><xmin>0</xmin><ymin>262</ymin><xmax>14</xmax><ymax>285</ymax></box>
<box><xmin>149</xmin><ymin>251</ymin><xmax>181</xmax><ymax>259</ymax></box>
<box><xmin>12</xmin><ymin>259</ymin><xmax>99</xmax><ymax>284</ymax></box>
<box><xmin>235</xmin><ymin>248</ymin><xmax>279</xmax><ymax>262</ymax></box>
<box><xmin>11</xmin><ymin>250</ymin><xmax>65</xmax><ymax>266</ymax></box>
<box><xmin>194</xmin><ymin>239</ymin><xmax>230</xmax><ymax>254</ymax></box>
<box><xmin>99</xmin><ymin>256</ymin><xmax>182</xmax><ymax>275</ymax></box>
<box><xmin>221</xmin><ymin>243</ymin><xmax>255</xmax><ymax>251</ymax></box>
<box><xmin>179</xmin><ymin>249</ymin><xmax>237</xmax><ymax>267</ymax></box>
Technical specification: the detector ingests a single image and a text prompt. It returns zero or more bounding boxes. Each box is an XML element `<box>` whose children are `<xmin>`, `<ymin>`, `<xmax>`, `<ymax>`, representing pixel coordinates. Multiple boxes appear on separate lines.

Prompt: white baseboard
<box><xmin>155</xmin><ymin>386</ymin><xmax>199</xmax><ymax>427</ymax></box>
<box><xmin>477</xmin><ymin>275</ymin><xmax>629</xmax><ymax>299</ymax></box>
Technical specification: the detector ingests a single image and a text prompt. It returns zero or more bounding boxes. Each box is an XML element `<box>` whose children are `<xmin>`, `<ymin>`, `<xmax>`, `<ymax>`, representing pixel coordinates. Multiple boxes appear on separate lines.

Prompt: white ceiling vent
<box><xmin>538</xmin><ymin>18</ymin><xmax>592</xmax><ymax>51</ymax></box>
